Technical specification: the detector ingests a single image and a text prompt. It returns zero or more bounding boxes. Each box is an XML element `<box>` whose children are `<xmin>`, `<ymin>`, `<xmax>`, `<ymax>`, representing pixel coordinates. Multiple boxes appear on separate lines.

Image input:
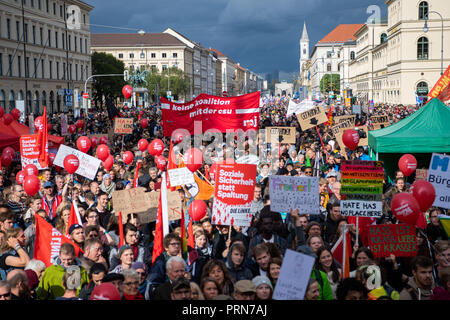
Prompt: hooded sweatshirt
<box><xmin>399</xmin><ymin>276</ymin><xmax>435</xmax><ymax>301</ymax></box>
<box><xmin>225</xmin><ymin>244</ymin><xmax>253</xmax><ymax>282</ymax></box>
<box><xmin>36</xmin><ymin>257</ymin><xmax>89</xmax><ymax>300</ymax></box>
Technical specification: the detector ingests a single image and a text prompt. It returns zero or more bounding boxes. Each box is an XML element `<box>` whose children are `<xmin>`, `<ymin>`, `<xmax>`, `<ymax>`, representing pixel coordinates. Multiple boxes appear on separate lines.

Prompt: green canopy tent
<box><xmin>368</xmin><ymin>98</ymin><xmax>450</xmax><ymax>179</ymax></box>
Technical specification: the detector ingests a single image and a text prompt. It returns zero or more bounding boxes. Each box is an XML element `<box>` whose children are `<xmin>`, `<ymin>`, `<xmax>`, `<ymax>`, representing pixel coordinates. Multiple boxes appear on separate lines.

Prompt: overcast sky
<box><xmin>88</xmin><ymin>0</ymin><xmax>387</xmax><ymax>75</ymax></box>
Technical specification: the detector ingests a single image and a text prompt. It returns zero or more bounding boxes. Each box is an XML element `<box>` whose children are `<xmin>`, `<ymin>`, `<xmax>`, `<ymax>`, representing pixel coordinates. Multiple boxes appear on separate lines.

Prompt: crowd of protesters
<box><xmin>0</xmin><ymin>95</ymin><xmax>448</xmax><ymax>301</ymax></box>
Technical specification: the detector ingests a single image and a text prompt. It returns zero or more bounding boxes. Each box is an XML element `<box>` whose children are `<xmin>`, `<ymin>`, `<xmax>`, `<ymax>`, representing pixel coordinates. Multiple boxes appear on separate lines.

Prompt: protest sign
<box><xmin>168</xmin><ymin>167</ymin><xmax>195</xmax><ymax>187</ymax></box>
<box><xmin>334</xmin><ymin>115</ymin><xmax>356</xmax><ymax>126</ymax></box>
<box><xmin>427</xmin><ymin>153</ymin><xmax>450</xmax><ymax>209</ymax></box>
<box><xmin>371</xmin><ymin>115</ymin><xmax>390</xmax><ymax>130</ymax></box>
<box><xmin>352</xmin><ymin>104</ymin><xmax>361</xmax><ymax>115</ymax></box>
<box><xmin>297</xmin><ymin>106</ymin><xmax>328</xmax><ymax>131</ymax></box>
<box><xmin>269</xmin><ymin>176</ymin><xmax>320</xmax><ymax>214</ymax></box>
<box><xmin>368</xmin><ymin>224</ymin><xmax>417</xmax><ymax>258</ymax></box>
<box><xmin>265</xmin><ymin>127</ymin><xmax>296</xmax><ymax>144</ymax></box>
<box><xmin>332</xmin><ymin>120</ymin><xmax>353</xmax><ymax>149</ymax></box>
<box><xmin>273</xmin><ymin>249</ymin><xmax>316</xmax><ymax>300</ymax></box>
<box><xmin>340</xmin><ymin>160</ymin><xmax>384</xmax><ymax>218</ymax></box>
<box><xmin>212</xmin><ymin>163</ymin><xmax>256</xmax><ymax>226</ymax></box>
<box><xmin>161</xmin><ymin>92</ymin><xmax>260</xmax><ymax>136</ymax></box>
<box><xmin>20</xmin><ymin>134</ymin><xmax>45</xmax><ymax>170</ymax></box>
<box><xmin>167</xmin><ymin>190</ymin><xmax>182</xmax><ymax>221</ymax></box>
<box><xmin>415</xmin><ymin>169</ymin><xmax>428</xmax><ymax>180</ymax></box>
<box><xmin>53</xmin><ymin>144</ymin><xmax>101</xmax><ymax>180</ymax></box>
<box><xmin>114</xmin><ymin>118</ymin><xmax>133</xmax><ymax>134</ymax></box>
<box><xmin>286</xmin><ymin>99</ymin><xmax>316</xmax><ymax>117</ymax></box>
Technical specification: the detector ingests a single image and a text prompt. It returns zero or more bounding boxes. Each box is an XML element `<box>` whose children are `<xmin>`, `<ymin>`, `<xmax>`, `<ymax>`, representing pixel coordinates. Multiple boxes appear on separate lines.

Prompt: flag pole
<box><xmin>342</xmin><ymin>224</ymin><xmax>347</xmax><ymax>279</ymax></box>
<box><xmin>355</xmin><ymin>217</ymin><xmax>359</xmax><ymax>246</ymax></box>
<box><xmin>161</xmin><ymin>172</ymin><xmax>169</xmax><ymax>236</ymax></box>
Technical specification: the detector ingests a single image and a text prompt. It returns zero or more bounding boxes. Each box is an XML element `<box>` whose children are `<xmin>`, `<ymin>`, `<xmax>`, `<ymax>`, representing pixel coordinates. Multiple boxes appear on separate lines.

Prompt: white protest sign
<box><xmin>269</xmin><ymin>176</ymin><xmax>320</xmax><ymax>214</ymax></box>
<box><xmin>287</xmin><ymin>99</ymin><xmax>316</xmax><ymax>117</ymax></box>
<box><xmin>427</xmin><ymin>153</ymin><xmax>450</xmax><ymax>209</ymax></box>
<box><xmin>273</xmin><ymin>249</ymin><xmax>316</xmax><ymax>300</ymax></box>
<box><xmin>167</xmin><ymin>167</ymin><xmax>195</xmax><ymax>187</ymax></box>
<box><xmin>53</xmin><ymin>144</ymin><xmax>101</xmax><ymax>180</ymax></box>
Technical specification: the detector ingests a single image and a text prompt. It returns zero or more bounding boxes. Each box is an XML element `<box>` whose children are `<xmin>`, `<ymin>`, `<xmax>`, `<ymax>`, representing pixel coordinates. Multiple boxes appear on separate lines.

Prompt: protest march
<box><xmin>0</xmin><ymin>77</ymin><xmax>449</xmax><ymax>303</ymax></box>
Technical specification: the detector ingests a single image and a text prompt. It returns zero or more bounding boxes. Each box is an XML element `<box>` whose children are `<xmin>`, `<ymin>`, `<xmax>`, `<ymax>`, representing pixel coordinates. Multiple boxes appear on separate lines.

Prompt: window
<box><xmin>18</xmin><ymin>55</ymin><xmax>22</xmax><ymax>77</ymax></box>
<box><xmin>55</xmin><ymin>31</ymin><xmax>58</xmax><ymax>48</ymax></box>
<box><xmin>60</xmin><ymin>5</ymin><xmax>63</xmax><ymax>17</ymax></box>
<box><xmin>34</xmin><ymin>58</ymin><xmax>37</xmax><ymax>78</ymax></box>
<box><xmin>63</xmin><ymin>62</ymin><xmax>66</xmax><ymax>80</ymax></box>
<box><xmin>151</xmin><ymin>53</ymin><xmax>156</xmax><ymax>58</ymax></box>
<box><xmin>85</xmin><ymin>39</ymin><xmax>87</xmax><ymax>53</ymax></box>
<box><xmin>162</xmin><ymin>53</ymin><xmax>167</xmax><ymax>58</ymax></box>
<box><xmin>68</xmin><ymin>35</ymin><xmax>71</xmax><ymax>51</ymax></box>
<box><xmin>140</xmin><ymin>51</ymin><xmax>145</xmax><ymax>59</ymax></box>
<box><xmin>24</xmin><ymin>23</ymin><xmax>28</xmax><ymax>42</ymax></box>
<box><xmin>173</xmin><ymin>53</ymin><xmax>177</xmax><ymax>58</ymax></box>
<box><xmin>7</xmin><ymin>19</ymin><xmax>11</xmax><ymax>40</ymax></box>
<box><xmin>69</xmin><ymin>63</ymin><xmax>72</xmax><ymax>80</ymax></box>
<box><xmin>350</xmin><ymin>51</ymin><xmax>355</xmax><ymax>60</ymax></box>
<box><xmin>62</xmin><ymin>33</ymin><xmax>65</xmax><ymax>49</ymax></box>
<box><xmin>31</xmin><ymin>0</ymin><xmax>34</xmax><ymax>7</ymax></box>
<box><xmin>162</xmin><ymin>65</ymin><xmax>167</xmax><ymax>71</ymax></box>
<box><xmin>118</xmin><ymin>53</ymin><xmax>123</xmax><ymax>58</ymax></box>
<box><xmin>129</xmin><ymin>53</ymin><xmax>134</xmax><ymax>58</ymax></box>
<box><xmin>53</xmin><ymin>2</ymin><xmax>56</xmax><ymax>15</ymax></box>
<box><xmin>26</xmin><ymin>57</ymin><xmax>29</xmax><ymax>77</ymax></box>
<box><xmin>40</xmin><ymin>27</ymin><xmax>43</xmax><ymax>45</ymax></box>
<box><xmin>74</xmin><ymin>36</ymin><xmax>77</xmax><ymax>52</ymax></box>
<box><xmin>418</xmin><ymin>1</ymin><xmax>428</xmax><ymax>20</ymax></box>
<box><xmin>327</xmin><ymin>63</ymin><xmax>331</xmax><ymax>72</ymax></box>
<box><xmin>41</xmin><ymin>61</ymin><xmax>44</xmax><ymax>78</ymax></box>
<box><xmin>83</xmin><ymin>14</ymin><xmax>86</xmax><ymax>24</ymax></box>
<box><xmin>56</xmin><ymin>61</ymin><xmax>59</xmax><ymax>79</ymax></box>
<box><xmin>16</xmin><ymin>21</ymin><xmax>20</xmax><ymax>41</ymax></box>
<box><xmin>75</xmin><ymin>63</ymin><xmax>78</xmax><ymax>80</ymax></box>
<box><xmin>380</xmin><ymin>33</ymin><xmax>387</xmax><ymax>44</ymax></box>
<box><xmin>417</xmin><ymin>37</ymin><xmax>429</xmax><ymax>60</ymax></box>
<box><xmin>46</xmin><ymin>0</ymin><xmax>49</xmax><ymax>13</ymax></box>
<box><xmin>32</xmin><ymin>26</ymin><xmax>36</xmax><ymax>44</ymax></box>
<box><xmin>48</xmin><ymin>29</ymin><xmax>51</xmax><ymax>47</ymax></box>
<box><xmin>38</xmin><ymin>0</ymin><xmax>41</xmax><ymax>10</ymax></box>
<box><xmin>416</xmin><ymin>81</ymin><xmax>428</xmax><ymax>95</ymax></box>
<box><xmin>81</xmin><ymin>64</ymin><xmax>83</xmax><ymax>80</ymax></box>
<box><xmin>49</xmin><ymin>61</ymin><xmax>52</xmax><ymax>79</ymax></box>
<box><xmin>80</xmin><ymin>38</ymin><xmax>82</xmax><ymax>53</ymax></box>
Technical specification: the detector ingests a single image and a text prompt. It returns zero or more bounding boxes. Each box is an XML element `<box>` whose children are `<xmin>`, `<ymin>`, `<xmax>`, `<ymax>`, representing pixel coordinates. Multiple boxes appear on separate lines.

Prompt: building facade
<box><xmin>0</xmin><ymin>0</ymin><xmax>94</xmax><ymax>114</ymax></box>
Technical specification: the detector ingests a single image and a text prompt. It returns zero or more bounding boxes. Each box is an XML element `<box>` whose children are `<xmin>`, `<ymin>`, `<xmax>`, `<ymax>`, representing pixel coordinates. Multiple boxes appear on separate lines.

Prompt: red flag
<box><xmin>331</xmin><ymin>228</ymin><xmax>352</xmax><ymax>279</ymax></box>
<box><xmin>152</xmin><ymin>192</ymin><xmax>164</xmax><ymax>264</ymax></box>
<box><xmin>37</xmin><ymin>106</ymin><xmax>48</xmax><ymax>168</ymax></box>
<box><xmin>34</xmin><ymin>214</ymin><xmax>83</xmax><ymax>267</ymax></box>
<box><xmin>180</xmin><ymin>209</ymin><xmax>188</xmax><ymax>259</ymax></box>
<box><xmin>133</xmin><ymin>161</ymin><xmax>141</xmax><ymax>188</ymax></box>
<box><xmin>167</xmin><ymin>140</ymin><xmax>177</xmax><ymax>191</ymax></box>
<box><xmin>66</xmin><ymin>201</ymin><xmax>82</xmax><ymax>236</ymax></box>
<box><xmin>325</xmin><ymin>107</ymin><xmax>333</xmax><ymax>126</ymax></box>
<box><xmin>347</xmin><ymin>216</ymin><xmax>376</xmax><ymax>247</ymax></box>
<box><xmin>187</xmin><ymin>218</ymin><xmax>194</xmax><ymax>248</ymax></box>
<box><xmin>204</xmin><ymin>165</ymin><xmax>210</xmax><ymax>181</ymax></box>
<box><xmin>118</xmin><ymin>211</ymin><xmax>124</xmax><ymax>248</ymax></box>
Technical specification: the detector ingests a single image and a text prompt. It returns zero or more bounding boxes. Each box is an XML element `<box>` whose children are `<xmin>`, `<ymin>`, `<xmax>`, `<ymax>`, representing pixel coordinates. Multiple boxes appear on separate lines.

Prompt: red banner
<box><xmin>212</xmin><ymin>163</ymin><xmax>257</xmax><ymax>227</ymax></box>
<box><xmin>161</xmin><ymin>92</ymin><xmax>260</xmax><ymax>137</ymax></box>
<box><xmin>368</xmin><ymin>223</ymin><xmax>417</xmax><ymax>258</ymax></box>
<box><xmin>428</xmin><ymin>65</ymin><xmax>450</xmax><ymax>101</ymax></box>
<box><xmin>33</xmin><ymin>214</ymin><xmax>82</xmax><ymax>267</ymax></box>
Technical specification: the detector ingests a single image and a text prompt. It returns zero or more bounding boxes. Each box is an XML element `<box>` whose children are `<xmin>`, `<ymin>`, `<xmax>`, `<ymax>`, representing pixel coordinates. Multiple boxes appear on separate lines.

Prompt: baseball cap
<box><xmin>326</xmin><ymin>170</ymin><xmax>338</xmax><ymax>178</ymax></box>
<box><xmin>90</xmin><ymin>283</ymin><xmax>121</xmax><ymax>300</ymax></box>
<box><xmin>171</xmin><ymin>277</ymin><xmax>191</xmax><ymax>291</ymax></box>
<box><xmin>234</xmin><ymin>280</ymin><xmax>256</xmax><ymax>293</ymax></box>
<box><xmin>68</xmin><ymin>224</ymin><xmax>83</xmax><ymax>235</ymax></box>
<box><xmin>43</xmin><ymin>181</ymin><xmax>54</xmax><ymax>188</ymax></box>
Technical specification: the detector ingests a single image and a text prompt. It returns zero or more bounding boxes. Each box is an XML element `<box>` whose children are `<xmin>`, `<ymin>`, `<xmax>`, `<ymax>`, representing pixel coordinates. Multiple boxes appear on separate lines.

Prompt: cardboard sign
<box><xmin>167</xmin><ymin>190</ymin><xmax>182</xmax><ymax>221</ymax></box>
<box><xmin>334</xmin><ymin>115</ymin><xmax>356</xmax><ymax>126</ymax></box>
<box><xmin>19</xmin><ymin>134</ymin><xmax>45</xmax><ymax>170</ymax></box>
<box><xmin>371</xmin><ymin>115</ymin><xmax>390</xmax><ymax>130</ymax></box>
<box><xmin>340</xmin><ymin>160</ymin><xmax>384</xmax><ymax>218</ymax></box>
<box><xmin>427</xmin><ymin>153</ymin><xmax>450</xmax><ymax>209</ymax></box>
<box><xmin>212</xmin><ymin>163</ymin><xmax>257</xmax><ymax>227</ymax></box>
<box><xmin>272</xmin><ymin>249</ymin><xmax>316</xmax><ymax>300</ymax></box>
<box><xmin>168</xmin><ymin>167</ymin><xmax>195</xmax><ymax>187</ymax></box>
<box><xmin>114</xmin><ymin>118</ymin><xmax>133</xmax><ymax>134</ymax></box>
<box><xmin>53</xmin><ymin>144</ymin><xmax>101</xmax><ymax>180</ymax></box>
<box><xmin>269</xmin><ymin>176</ymin><xmax>320</xmax><ymax>214</ymax></box>
<box><xmin>337</xmin><ymin>126</ymin><xmax>368</xmax><ymax>148</ymax></box>
<box><xmin>296</xmin><ymin>106</ymin><xmax>328</xmax><ymax>131</ymax></box>
<box><xmin>415</xmin><ymin>169</ymin><xmax>429</xmax><ymax>180</ymax></box>
<box><xmin>265</xmin><ymin>127</ymin><xmax>296</xmax><ymax>144</ymax></box>
<box><xmin>368</xmin><ymin>224</ymin><xmax>417</xmax><ymax>258</ymax></box>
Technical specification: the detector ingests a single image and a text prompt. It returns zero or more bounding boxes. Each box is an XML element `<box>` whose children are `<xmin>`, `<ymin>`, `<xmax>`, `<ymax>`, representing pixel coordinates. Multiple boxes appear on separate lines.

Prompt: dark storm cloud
<box><xmin>87</xmin><ymin>0</ymin><xmax>386</xmax><ymax>74</ymax></box>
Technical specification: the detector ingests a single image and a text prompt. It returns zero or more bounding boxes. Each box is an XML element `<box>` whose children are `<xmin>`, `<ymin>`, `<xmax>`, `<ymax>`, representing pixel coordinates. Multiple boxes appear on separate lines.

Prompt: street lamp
<box><xmin>423</xmin><ymin>11</ymin><xmax>444</xmax><ymax>75</ymax></box>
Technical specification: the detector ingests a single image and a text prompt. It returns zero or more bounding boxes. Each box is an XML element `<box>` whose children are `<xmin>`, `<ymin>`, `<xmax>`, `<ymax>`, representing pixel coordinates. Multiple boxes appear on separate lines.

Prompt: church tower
<box><xmin>300</xmin><ymin>21</ymin><xmax>309</xmax><ymax>75</ymax></box>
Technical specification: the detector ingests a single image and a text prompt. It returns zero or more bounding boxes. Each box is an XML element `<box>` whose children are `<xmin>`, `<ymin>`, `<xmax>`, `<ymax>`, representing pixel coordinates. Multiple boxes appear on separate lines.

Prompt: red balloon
<box><xmin>391</xmin><ymin>192</ymin><xmax>421</xmax><ymax>225</ymax></box>
<box><xmin>155</xmin><ymin>155</ymin><xmax>167</xmax><ymax>171</ymax></box>
<box><xmin>0</xmin><ymin>107</ymin><xmax>4</xmax><ymax>118</ymax></box>
<box><xmin>172</xmin><ymin>131</ymin><xmax>187</xmax><ymax>144</ymax></box>
<box><xmin>16</xmin><ymin>170</ymin><xmax>26</xmax><ymax>185</ymax></box>
<box><xmin>99</xmin><ymin>136</ymin><xmax>108</xmax><ymax>145</ymax></box>
<box><xmin>122</xmin><ymin>151</ymin><xmax>134</xmax><ymax>165</ymax></box>
<box><xmin>24</xmin><ymin>164</ymin><xmax>38</xmax><ymax>176</ymax></box>
<box><xmin>2</xmin><ymin>147</ymin><xmax>15</xmax><ymax>158</ymax></box>
<box><xmin>3</xmin><ymin>114</ymin><xmax>13</xmax><ymax>125</ymax></box>
<box><xmin>96</xmin><ymin>144</ymin><xmax>110</xmax><ymax>162</ymax></box>
<box><xmin>140</xmin><ymin>118</ymin><xmax>149</xmax><ymax>129</ymax></box>
<box><xmin>410</xmin><ymin>180</ymin><xmax>436</xmax><ymax>212</ymax></box>
<box><xmin>398</xmin><ymin>154</ymin><xmax>417</xmax><ymax>177</ymax></box>
<box><xmin>138</xmin><ymin>139</ymin><xmax>149</xmax><ymax>152</ymax></box>
<box><xmin>68</xmin><ymin>124</ymin><xmax>77</xmax><ymax>134</ymax></box>
<box><xmin>122</xmin><ymin>85</ymin><xmax>133</xmax><ymax>99</ymax></box>
<box><xmin>34</xmin><ymin>116</ymin><xmax>43</xmax><ymax>131</ymax></box>
<box><xmin>185</xmin><ymin>148</ymin><xmax>203</xmax><ymax>173</ymax></box>
<box><xmin>0</xmin><ymin>153</ymin><xmax>12</xmax><ymax>167</ymax></box>
<box><xmin>10</xmin><ymin>108</ymin><xmax>21</xmax><ymax>121</ymax></box>
<box><xmin>77</xmin><ymin>136</ymin><xmax>92</xmax><ymax>153</ymax></box>
<box><xmin>64</xmin><ymin>154</ymin><xmax>80</xmax><ymax>174</ymax></box>
<box><xmin>139</xmin><ymin>110</ymin><xmax>144</xmax><ymax>116</ymax></box>
<box><xmin>91</xmin><ymin>137</ymin><xmax>99</xmax><ymax>149</ymax></box>
<box><xmin>23</xmin><ymin>175</ymin><xmax>40</xmax><ymax>196</ymax></box>
<box><xmin>189</xmin><ymin>200</ymin><xmax>207</xmax><ymax>221</ymax></box>
<box><xmin>49</xmin><ymin>152</ymin><xmax>56</xmax><ymax>166</ymax></box>
<box><xmin>342</xmin><ymin>129</ymin><xmax>360</xmax><ymax>150</ymax></box>
<box><xmin>76</xmin><ymin>120</ymin><xmax>84</xmax><ymax>129</ymax></box>
<box><xmin>148</xmin><ymin>139</ymin><xmax>164</xmax><ymax>157</ymax></box>
<box><xmin>102</xmin><ymin>154</ymin><xmax>114</xmax><ymax>171</ymax></box>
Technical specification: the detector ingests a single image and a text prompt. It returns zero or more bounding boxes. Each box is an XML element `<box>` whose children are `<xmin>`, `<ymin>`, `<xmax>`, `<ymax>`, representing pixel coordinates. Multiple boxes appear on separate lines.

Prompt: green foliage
<box><xmin>91</xmin><ymin>52</ymin><xmax>126</xmax><ymax>105</ymax></box>
<box><xmin>145</xmin><ymin>66</ymin><xmax>190</xmax><ymax>101</ymax></box>
<box><xmin>320</xmin><ymin>74</ymin><xmax>340</xmax><ymax>94</ymax></box>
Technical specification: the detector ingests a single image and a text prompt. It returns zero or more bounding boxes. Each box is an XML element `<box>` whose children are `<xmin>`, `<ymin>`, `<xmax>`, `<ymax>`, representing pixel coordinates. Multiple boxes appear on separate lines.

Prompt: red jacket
<box><xmin>41</xmin><ymin>195</ymin><xmax>63</xmax><ymax>220</ymax></box>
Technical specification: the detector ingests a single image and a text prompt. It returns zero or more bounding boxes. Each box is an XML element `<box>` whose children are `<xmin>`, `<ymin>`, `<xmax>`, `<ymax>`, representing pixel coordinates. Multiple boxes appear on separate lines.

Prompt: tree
<box><xmin>145</xmin><ymin>66</ymin><xmax>190</xmax><ymax>102</ymax></box>
<box><xmin>91</xmin><ymin>52</ymin><xmax>125</xmax><ymax>106</ymax></box>
<box><xmin>320</xmin><ymin>74</ymin><xmax>340</xmax><ymax>95</ymax></box>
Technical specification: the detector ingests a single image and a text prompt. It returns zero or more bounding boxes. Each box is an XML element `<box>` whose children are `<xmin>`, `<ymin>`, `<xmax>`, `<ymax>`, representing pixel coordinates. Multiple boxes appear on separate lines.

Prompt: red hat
<box><xmin>90</xmin><ymin>283</ymin><xmax>121</xmax><ymax>300</ymax></box>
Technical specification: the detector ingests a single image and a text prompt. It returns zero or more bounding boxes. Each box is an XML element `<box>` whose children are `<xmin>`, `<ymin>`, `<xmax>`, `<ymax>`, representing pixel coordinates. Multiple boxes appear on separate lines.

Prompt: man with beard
<box><xmin>400</xmin><ymin>256</ymin><xmax>435</xmax><ymax>300</ymax></box>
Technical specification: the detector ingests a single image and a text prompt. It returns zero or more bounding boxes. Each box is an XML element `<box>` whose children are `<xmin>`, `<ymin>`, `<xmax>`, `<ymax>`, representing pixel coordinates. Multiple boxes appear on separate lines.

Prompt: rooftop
<box><xmin>91</xmin><ymin>33</ymin><xmax>186</xmax><ymax>47</ymax></box>
<box><xmin>318</xmin><ymin>24</ymin><xmax>365</xmax><ymax>44</ymax></box>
